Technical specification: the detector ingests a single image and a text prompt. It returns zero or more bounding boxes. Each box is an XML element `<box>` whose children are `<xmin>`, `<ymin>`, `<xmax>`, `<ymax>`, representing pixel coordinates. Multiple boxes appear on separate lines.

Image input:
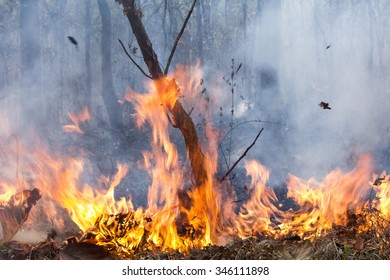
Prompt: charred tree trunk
<box><xmin>117</xmin><ymin>0</ymin><xmax>207</xmax><ymax>188</ymax></box>
<box><xmin>97</xmin><ymin>0</ymin><xmax>123</xmax><ymax>132</ymax></box>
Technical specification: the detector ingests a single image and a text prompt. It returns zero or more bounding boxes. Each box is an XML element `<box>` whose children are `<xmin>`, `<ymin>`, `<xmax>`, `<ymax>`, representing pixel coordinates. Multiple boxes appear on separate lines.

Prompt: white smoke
<box><xmin>232</xmin><ymin>0</ymin><xmax>390</xmax><ymax>181</ymax></box>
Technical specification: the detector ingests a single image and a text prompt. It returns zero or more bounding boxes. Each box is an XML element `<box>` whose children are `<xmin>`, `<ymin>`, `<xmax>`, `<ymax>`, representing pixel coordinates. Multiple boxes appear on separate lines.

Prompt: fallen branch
<box><xmin>118</xmin><ymin>38</ymin><xmax>152</xmax><ymax>79</ymax></box>
<box><xmin>219</xmin><ymin>128</ymin><xmax>264</xmax><ymax>182</ymax></box>
<box><xmin>164</xmin><ymin>0</ymin><xmax>197</xmax><ymax>75</ymax></box>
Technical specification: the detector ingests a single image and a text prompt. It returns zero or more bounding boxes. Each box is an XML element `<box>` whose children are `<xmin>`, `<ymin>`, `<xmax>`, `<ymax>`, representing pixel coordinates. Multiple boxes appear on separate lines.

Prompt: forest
<box><xmin>0</xmin><ymin>0</ymin><xmax>389</xmax><ymax>260</ymax></box>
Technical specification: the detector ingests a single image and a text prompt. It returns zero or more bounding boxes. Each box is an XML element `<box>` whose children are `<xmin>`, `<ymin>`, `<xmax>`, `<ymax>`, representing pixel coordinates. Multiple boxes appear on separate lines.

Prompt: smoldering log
<box><xmin>0</xmin><ymin>188</ymin><xmax>41</xmax><ymax>244</ymax></box>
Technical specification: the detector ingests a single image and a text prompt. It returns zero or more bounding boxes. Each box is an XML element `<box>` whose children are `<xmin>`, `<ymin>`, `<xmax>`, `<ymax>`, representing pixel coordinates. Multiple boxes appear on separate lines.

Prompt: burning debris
<box><xmin>0</xmin><ymin>188</ymin><xmax>41</xmax><ymax>245</ymax></box>
<box><xmin>67</xmin><ymin>36</ymin><xmax>78</xmax><ymax>48</ymax></box>
<box><xmin>319</xmin><ymin>101</ymin><xmax>331</xmax><ymax>110</ymax></box>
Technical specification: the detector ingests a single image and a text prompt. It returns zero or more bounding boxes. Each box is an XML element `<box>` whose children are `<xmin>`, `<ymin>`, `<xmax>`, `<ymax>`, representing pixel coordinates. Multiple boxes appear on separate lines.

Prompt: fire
<box><xmin>63</xmin><ymin>106</ymin><xmax>90</xmax><ymax>134</ymax></box>
<box><xmin>0</xmin><ymin>63</ymin><xmax>389</xmax><ymax>257</ymax></box>
<box><xmin>233</xmin><ymin>160</ymin><xmax>280</xmax><ymax>238</ymax></box>
<box><xmin>280</xmin><ymin>155</ymin><xmax>374</xmax><ymax>238</ymax></box>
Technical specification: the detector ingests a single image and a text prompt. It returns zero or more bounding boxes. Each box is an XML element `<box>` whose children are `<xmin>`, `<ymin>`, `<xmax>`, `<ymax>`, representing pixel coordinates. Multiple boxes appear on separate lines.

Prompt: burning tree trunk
<box><xmin>117</xmin><ymin>0</ymin><xmax>207</xmax><ymax>188</ymax></box>
<box><xmin>0</xmin><ymin>188</ymin><xmax>41</xmax><ymax>244</ymax></box>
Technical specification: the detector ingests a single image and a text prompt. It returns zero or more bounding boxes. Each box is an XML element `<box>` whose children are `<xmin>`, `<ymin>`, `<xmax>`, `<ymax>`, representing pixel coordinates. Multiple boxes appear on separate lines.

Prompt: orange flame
<box><xmin>279</xmin><ymin>155</ymin><xmax>374</xmax><ymax>238</ymax></box>
<box><xmin>63</xmin><ymin>107</ymin><xmax>90</xmax><ymax>134</ymax></box>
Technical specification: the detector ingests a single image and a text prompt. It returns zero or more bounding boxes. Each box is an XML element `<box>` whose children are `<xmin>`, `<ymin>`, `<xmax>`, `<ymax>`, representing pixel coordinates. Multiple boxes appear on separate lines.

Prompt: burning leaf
<box><xmin>319</xmin><ymin>101</ymin><xmax>331</xmax><ymax>110</ymax></box>
<box><xmin>373</xmin><ymin>176</ymin><xmax>386</xmax><ymax>186</ymax></box>
<box><xmin>67</xmin><ymin>36</ymin><xmax>78</xmax><ymax>47</ymax></box>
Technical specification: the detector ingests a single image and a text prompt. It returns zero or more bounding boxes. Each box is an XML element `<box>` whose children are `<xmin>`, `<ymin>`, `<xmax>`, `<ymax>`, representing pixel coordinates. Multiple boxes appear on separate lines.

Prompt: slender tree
<box><xmin>97</xmin><ymin>0</ymin><xmax>123</xmax><ymax>132</ymax></box>
<box><xmin>85</xmin><ymin>0</ymin><xmax>92</xmax><ymax>109</ymax></box>
<box><xmin>20</xmin><ymin>0</ymin><xmax>41</xmax><ymax>124</ymax></box>
<box><xmin>195</xmin><ymin>0</ymin><xmax>203</xmax><ymax>63</ymax></box>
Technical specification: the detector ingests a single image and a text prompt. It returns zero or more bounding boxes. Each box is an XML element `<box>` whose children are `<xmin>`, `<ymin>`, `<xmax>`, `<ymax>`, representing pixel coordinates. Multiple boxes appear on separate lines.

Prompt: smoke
<box><xmin>230</xmin><ymin>0</ymin><xmax>390</xmax><ymax>181</ymax></box>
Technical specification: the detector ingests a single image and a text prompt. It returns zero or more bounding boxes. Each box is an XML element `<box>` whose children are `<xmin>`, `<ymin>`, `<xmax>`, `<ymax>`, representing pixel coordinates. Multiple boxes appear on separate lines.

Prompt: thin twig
<box><xmin>219</xmin><ymin>128</ymin><xmax>264</xmax><ymax>182</ymax></box>
<box><xmin>118</xmin><ymin>38</ymin><xmax>152</xmax><ymax>79</ymax></box>
<box><xmin>164</xmin><ymin>0</ymin><xmax>197</xmax><ymax>75</ymax></box>
<box><xmin>219</xmin><ymin>119</ymin><xmax>282</xmax><ymax>148</ymax></box>
<box><xmin>218</xmin><ymin>118</ymin><xmax>279</xmax><ymax>170</ymax></box>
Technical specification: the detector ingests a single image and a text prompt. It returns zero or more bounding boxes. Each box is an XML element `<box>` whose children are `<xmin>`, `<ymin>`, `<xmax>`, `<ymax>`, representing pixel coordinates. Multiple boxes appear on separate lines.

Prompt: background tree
<box><xmin>97</xmin><ymin>0</ymin><xmax>123</xmax><ymax>133</ymax></box>
<box><xmin>20</xmin><ymin>0</ymin><xmax>41</xmax><ymax>127</ymax></box>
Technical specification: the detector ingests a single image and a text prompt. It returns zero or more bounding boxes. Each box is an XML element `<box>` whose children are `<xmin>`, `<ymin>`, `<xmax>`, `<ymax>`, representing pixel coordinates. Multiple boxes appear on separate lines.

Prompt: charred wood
<box><xmin>0</xmin><ymin>188</ymin><xmax>41</xmax><ymax>244</ymax></box>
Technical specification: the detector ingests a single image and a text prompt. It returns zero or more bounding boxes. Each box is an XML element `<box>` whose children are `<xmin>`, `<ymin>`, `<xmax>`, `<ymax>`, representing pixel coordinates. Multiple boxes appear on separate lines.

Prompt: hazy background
<box><xmin>0</xmin><ymin>0</ymin><xmax>389</xmax><ymax>207</ymax></box>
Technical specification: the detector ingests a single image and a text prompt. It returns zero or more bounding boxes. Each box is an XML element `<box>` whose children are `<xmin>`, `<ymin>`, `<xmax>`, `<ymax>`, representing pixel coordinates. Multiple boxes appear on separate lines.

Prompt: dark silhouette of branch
<box><xmin>218</xmin><ymin>119</ymin><xmax>282</xmax><ymax>170</ymax></box>
<box><xmin>219</xmin><ymin>128</ymin><xmax>264</xmax><ymax>182</ymax></box>
<box><xmin>164</xmin><ymin>0</ymin><xmax>197</xmax><ymax>75</ymax></box>
<box><xmin>118</xmin><ymin>38</ymin><xmax>152</xmax><ymax>79</ymax></box>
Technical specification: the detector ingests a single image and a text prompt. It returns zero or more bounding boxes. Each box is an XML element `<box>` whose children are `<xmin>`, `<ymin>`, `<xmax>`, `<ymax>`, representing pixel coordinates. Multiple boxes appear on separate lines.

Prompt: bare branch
<box><xmin>219</xmin><ymin>128</ymin><xmax>264</xmax><ymax>182</ymax></box>
<box><xmin>118</xmin><ymin>38</ymin><xmax>152</xmax><ymax>79</ymax></box>
<box><xmin>164</xmin><ymin>0</ymin><xmax>197</xmax><ymax>75</ymax></box>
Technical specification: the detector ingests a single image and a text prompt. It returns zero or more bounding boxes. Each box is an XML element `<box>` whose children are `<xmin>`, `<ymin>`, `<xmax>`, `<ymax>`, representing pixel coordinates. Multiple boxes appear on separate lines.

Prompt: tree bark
<box><xmin>117</xmin><ymin>0</ymin><xmax>207</xmax><ymax>187</ymax></box>
<box><xmin>97</xmin><ymin>0</ymin><xmax>123</xmax><ymax>132</ymax></box>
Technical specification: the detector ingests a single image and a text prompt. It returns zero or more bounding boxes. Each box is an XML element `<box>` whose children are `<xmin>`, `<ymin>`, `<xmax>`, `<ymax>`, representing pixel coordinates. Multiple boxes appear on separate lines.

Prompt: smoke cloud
<box><xmin>229</xmin><ymin>1</ymin><xmax>390</xmax><ymax>182</ymax></box>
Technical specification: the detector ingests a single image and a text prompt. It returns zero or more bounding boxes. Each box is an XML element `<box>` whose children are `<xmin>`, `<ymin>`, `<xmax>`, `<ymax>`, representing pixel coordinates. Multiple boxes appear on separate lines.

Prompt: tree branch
<box><xmin>118</xmin><ymin>38</ymin><xmax>152</xmax><ymax>79</ymax></box>
<box><xmin>219</xmin><ymin>128</ymin><xmax>264</xmax><ymax>182</ymax></box>
<box><xmin>164</xmin><ymin>0</ymin><xmax>197</xmax><ymax>75</ymax></box>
